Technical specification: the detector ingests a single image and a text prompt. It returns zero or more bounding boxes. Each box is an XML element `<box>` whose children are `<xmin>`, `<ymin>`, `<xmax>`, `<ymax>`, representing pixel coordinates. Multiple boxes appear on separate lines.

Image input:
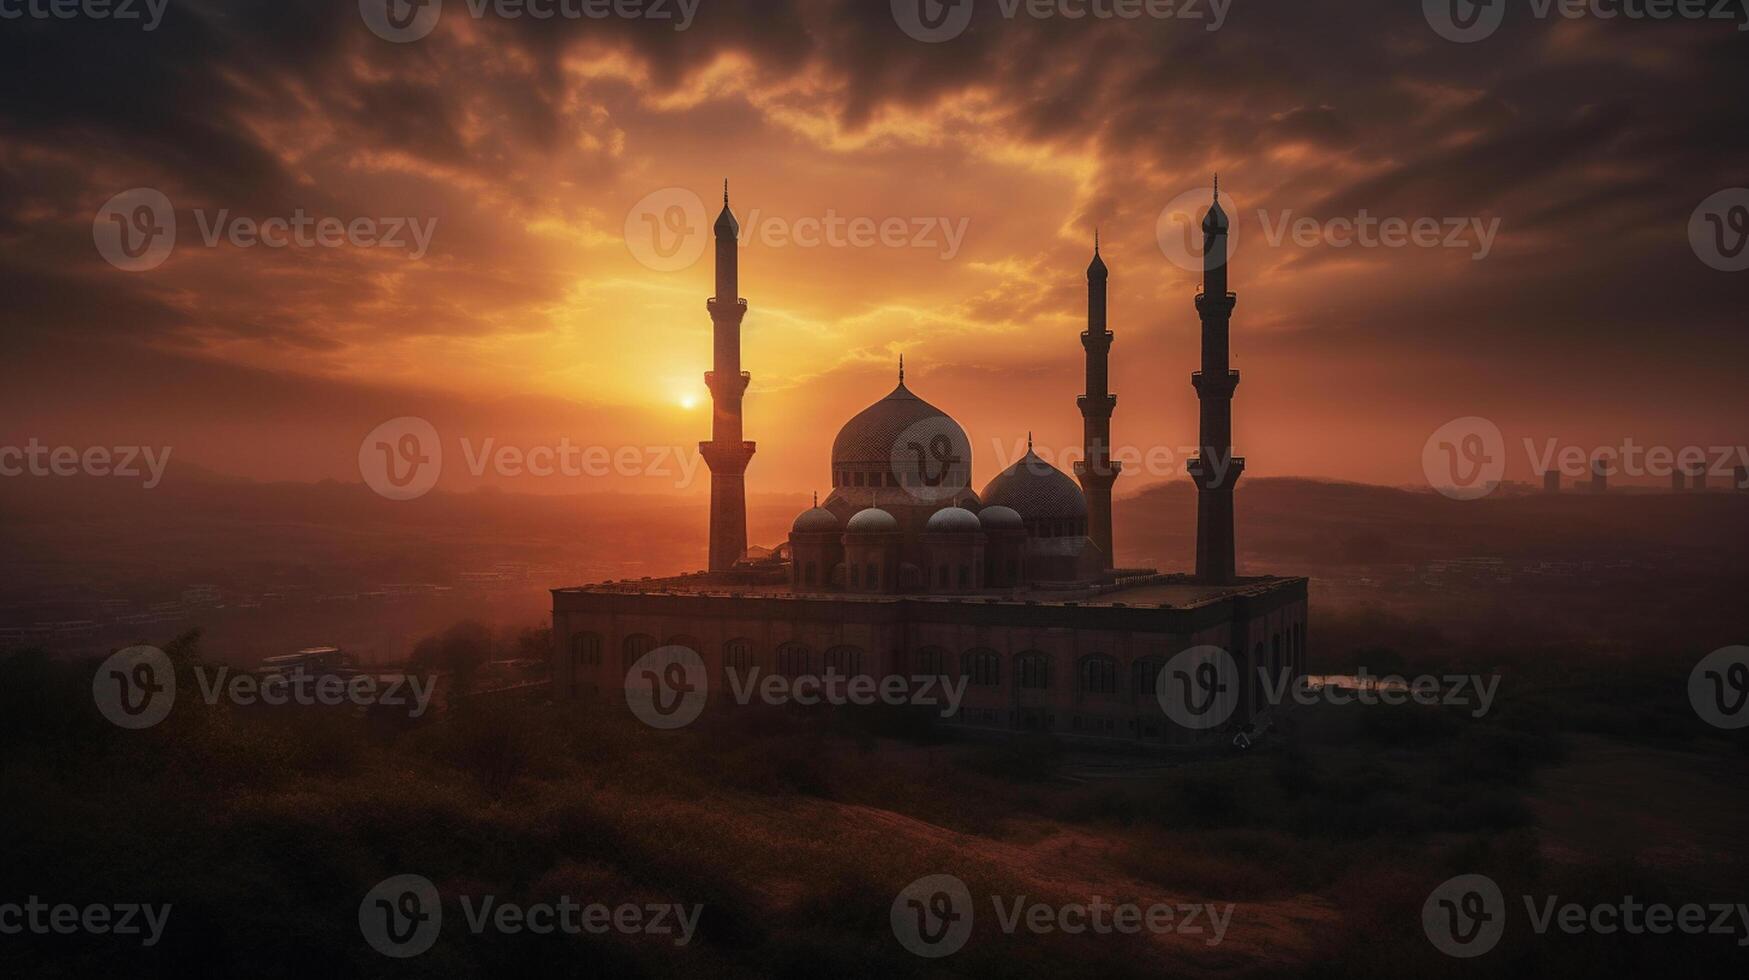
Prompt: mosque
<box><xmin>551</xmin><ymin>183</ymin><xmax>1307</xmax><ymax>746</ymax></box>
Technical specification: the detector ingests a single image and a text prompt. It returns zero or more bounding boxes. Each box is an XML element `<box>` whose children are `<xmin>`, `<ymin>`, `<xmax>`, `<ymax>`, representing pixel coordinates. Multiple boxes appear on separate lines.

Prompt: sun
<box><xmin>678</xmin><ymin>394</ymin><xmax>699</xmax><ymax>410</ymax></box>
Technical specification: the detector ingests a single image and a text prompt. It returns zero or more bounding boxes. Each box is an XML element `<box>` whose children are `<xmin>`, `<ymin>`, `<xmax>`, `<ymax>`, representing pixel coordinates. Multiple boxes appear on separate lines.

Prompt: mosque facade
<box><xmin>551</xmin><ymin>184</ymin><xmax>1307</xmax><ymax>747</ymax></box>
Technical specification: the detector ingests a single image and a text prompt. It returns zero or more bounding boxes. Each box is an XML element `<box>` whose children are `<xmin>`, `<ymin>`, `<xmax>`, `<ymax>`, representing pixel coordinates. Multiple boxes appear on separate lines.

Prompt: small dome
<box><xmin>1087</xmin><ymin>243</ymin><xmax>1107</xmax><ymax>280</ymax></box>
<box><xmin>981</xmin><ymin>451</ymin><xmax>1088</xmax><ymax>522</ymax></box>
<box><xmin>978</xmin><ymin>505</ymin><xmax>1024</xmax><ymax>530</ymax></box>
<box><xmin>791</xmin><ymin>507</ymin><xmax>841</xmax><ymax>534</ymax></box>
<box><xmin>846</xmin><ymin>507</ymin><xmax>899</xmax><ymax>533</ymax></box>
<box><xmin>925</xmin><ymin>506</ymin><xmax>981</xmax><ymax>533</ymax></box>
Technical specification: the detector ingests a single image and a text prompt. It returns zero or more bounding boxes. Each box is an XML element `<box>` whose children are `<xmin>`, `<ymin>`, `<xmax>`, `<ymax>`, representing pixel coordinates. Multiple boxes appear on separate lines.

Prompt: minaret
<box><xmin>1075</xmin><ymin>231</ymin><xmax>1120</xmax><ymax>571</ymax></box>
<box><xmin>700</xmin><ymin>181</ymin><xmax>755</xmax><ymax>573</ymax></box>
<box><xmin>1187</xmin><ymin>177</ymin><xmax>1244</xmax><ymax>584</ymax></box>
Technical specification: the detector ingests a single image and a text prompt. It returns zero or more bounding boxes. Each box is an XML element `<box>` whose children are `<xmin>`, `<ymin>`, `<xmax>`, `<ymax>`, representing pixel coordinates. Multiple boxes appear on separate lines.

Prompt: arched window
<box><xmin>823</xmin><ymin>645</ymin><xmax>864</xmax><ymax>678</ymax></box>
<box><xmin>776</xmin><ymin>642</ymin><xmax>810</xmax><ymax>679</ymax></box>
<box><xmin>958</xmin><ymin>565</ymin><xmax>970</xmax><ymax>588</ymax></box>
<box><xmin>850</xmin><ymin>564</ymin><xmax>861</xmax><ymax>587</ymax></box>
<box><xmin>937</xmin><ymin>564</ymin><xmax>949</xmax><ymax>588</ymax></box>
<box><xmin>962</xmin><ymin>648</ymin><xmax>1001</xmax><ymax>687</ymax></box>
<box><xmin>723</xmin><ymin>638</ymin><xmax>753</xmax><ymax>677</ymax></box>
<box><xmin>804</xmin><ymin>562</ymin><xmax>817</xmax><ymax>585</ymax></box>
<box><xmin>866</xmin><ymin>562</ymin><xmax>879</xmax><ymax>587</ymax></box>
<box><xmin>1131</xmin><ymin>657</ymin><xmax>1163</xmax><ymax>702</ymax></box>
<box><xmin>622</xmin><ymin>633</ymin><xmax>656</xmax><ymax>672</ymax></box>
<box><xmin>1079</xmin><ymin>654</ymin><xmax>1118</xmax><ymax>695</ymax></box>
<box><xmin>571</xmin><ymin>632</ymin><xmax>602</xmax><ymax>666</ymax></box>
<box><xmin>912</xmin><ymin>646</ymin><xmax>948</xmax><ymax>679</ymax></box>
<box><xmin>1017</xmin><ymin>651</ymin><xmax>1052</xmax><ymax>690</ymax></box>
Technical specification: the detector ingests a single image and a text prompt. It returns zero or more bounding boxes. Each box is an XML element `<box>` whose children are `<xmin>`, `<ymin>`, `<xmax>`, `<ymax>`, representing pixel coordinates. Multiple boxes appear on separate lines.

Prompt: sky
<box><xmin>2</xmin><ymin>0</ymin><xmax>1746</xmax><ymax>500</ymax></box>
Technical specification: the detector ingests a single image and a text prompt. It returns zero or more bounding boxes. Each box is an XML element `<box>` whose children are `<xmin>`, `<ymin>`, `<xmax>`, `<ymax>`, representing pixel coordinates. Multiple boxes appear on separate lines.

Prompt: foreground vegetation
<box><xmin>2</xmin><ymin>615</ymin><xmax>1746</xmax><ymax>977</ymax></box>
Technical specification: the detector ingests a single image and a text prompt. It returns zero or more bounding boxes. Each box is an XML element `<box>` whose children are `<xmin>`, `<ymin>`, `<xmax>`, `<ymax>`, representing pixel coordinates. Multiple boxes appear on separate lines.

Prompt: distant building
<box><xmin>1672</xmin><ymin>468</ymin><xmax>1687</xmax><ymax>492</ymax></box>
<box><xmin>1590</xmin><ymin>457</ymin><xmax>1609</xmax><ymax>494</ymax></box>
<box><xmin>1690</xmin><ymin>464</ymin><xmax>1709</xmax><ymax>492</ymax></box>
<box><xmin>552</xmin><ymin>183</ymin><xmax>1306</xmax><ymax>748</ymax></box>
<box><xmin>1543</xmin><ymin>470</ymin><xmax>1561</xmax><ymax>493</ymax></box>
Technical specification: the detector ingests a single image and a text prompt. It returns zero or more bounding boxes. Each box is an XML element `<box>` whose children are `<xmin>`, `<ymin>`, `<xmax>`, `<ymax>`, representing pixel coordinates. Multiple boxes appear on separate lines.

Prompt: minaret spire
<box><xmin>1188</xmin><ymin>176</ymin><xmax>1242</xmax><ymax>584</ymax></box>
<box><xmin>1076</xmin><ymin>233</ymin><xmax>1120</xmax><ymax>571</ymax></box>
<box><xmin>899</xmin><ymin>354</ymin><xmax>905</xmax><ymax>384</ymax></box>
<box><xmin>700</xmin><ymin>179</ymin><xmax>755</xmax><ymax>574</ymax></box>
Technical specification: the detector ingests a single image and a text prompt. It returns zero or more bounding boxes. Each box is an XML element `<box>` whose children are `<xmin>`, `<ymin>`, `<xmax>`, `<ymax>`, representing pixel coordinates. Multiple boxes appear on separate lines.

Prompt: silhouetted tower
<box><xmin>1188</xmin><ymin>178</ymin><xmax>1244</xmax><ymax>584</ymax></box>
<box><xmin>1737</xmin><ymin>465</ymin><xmax>1748</xmax><ymax>492</ymax></box>
<box><xmin>700</xmin><ymin>182</ymin><xmax>755</xmax><ymax>573</ymax></box>
<box><xmin>1672</xmin><ymin>468</ymin><xmax>1687</xmax><ymax>492</ymax></box>
<box><xmin>1543</xmin><ymin>470</ymin><xmax>1561</xmax><ymax>493</ymax></box>
<box><xmin>1075</xmin><ymin>232</ymin><xmax>1120</xmax><ymax>571</ymax></box>
<box><xmin>1691</xmin><ymin>463</ymin><xmax>1709</xmax><ymax>492</ymax></box>
<box><xmin>1590</xmin><ymin>456</ymin><xmax>1609</xmax><ymax>494</ymax></box>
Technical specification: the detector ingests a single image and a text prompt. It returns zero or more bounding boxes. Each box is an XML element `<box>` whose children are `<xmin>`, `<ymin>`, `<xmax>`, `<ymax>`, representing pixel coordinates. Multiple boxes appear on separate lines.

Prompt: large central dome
<box><xmin>832</xmin><ymin>381</ymin><xmax>970</xmax><ymax>468</ymax></box>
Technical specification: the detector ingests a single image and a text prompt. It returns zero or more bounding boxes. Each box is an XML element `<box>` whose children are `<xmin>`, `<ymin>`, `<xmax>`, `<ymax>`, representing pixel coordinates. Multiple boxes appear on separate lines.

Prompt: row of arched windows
<box><xmin>566</xmin><ymin>628</ymin><xmax>1306</xmax><ymax>696</ymax></box>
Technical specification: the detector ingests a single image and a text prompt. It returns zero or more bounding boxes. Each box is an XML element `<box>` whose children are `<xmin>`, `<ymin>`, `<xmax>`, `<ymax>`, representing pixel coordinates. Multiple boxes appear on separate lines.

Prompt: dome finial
<box><xmin>813</xmin><ymin>490</ymin><xmax>818</xmax><ymax>508</ymax></box>
<box><xmin>724</xmin><ymin>178</ymin><xmax>730</xmax><ymax>206</ymax></box>
<box><xmin>1213</xmin><ymin>173</ymin><xmax>1219</xmax><ymax>203</ymax></box>
<box><xmin>1094</xmin><ymin>227</ymin><xmax>1100</xmax><ymax>255</ymax></box>
<box><xmin>1028</xmin><ymin>431</ymin><xmax>1034</xmax><ymax>452</ymax></box>
<box><xmin>899</xmin><ymin>354</ymin><xmax>905</xmax><ymax>384</ymax></box>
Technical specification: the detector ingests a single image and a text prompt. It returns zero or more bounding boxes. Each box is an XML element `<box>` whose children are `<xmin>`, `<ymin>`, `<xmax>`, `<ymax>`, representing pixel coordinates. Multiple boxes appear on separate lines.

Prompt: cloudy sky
<box><xmin>2</xmin><ymin>0</ymin><xmax>1745</xmax><ymax>497</ymax></box>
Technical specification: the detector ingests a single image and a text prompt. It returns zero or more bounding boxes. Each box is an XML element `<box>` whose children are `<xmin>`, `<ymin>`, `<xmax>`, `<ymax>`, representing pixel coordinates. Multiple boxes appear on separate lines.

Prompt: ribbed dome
<box><xmin>925</xmin><ymin>506</ymin><xmax>981</xmax><ymax>533</ymax></box>
<box><xmin>791</xmin><ymin>507</ymin><xmax>841</xmax><ymax>534</ymax></box>
<box><xmin>981</xmin><ymin>451</ymin><xmax>1087</xmax><ymax>521</ymax></box>
<box><xmin>978</xmin><ymin>505</ymin><xmax>1024</xmax><ymax>530</ymax></box>
<box><xmin>833</xmin><ymin>380</ymin><xmax>970</xmax><ymax>465</ymax></box>
<box><xmin>846</xmin><ymin>507</ymin><xmax>899</xmax><ymax>533</ymax></box>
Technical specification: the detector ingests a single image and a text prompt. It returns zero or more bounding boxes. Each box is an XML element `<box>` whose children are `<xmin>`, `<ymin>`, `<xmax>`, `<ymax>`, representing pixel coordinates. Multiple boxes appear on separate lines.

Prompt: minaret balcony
<box><xmin>1191</xmin><ymin>370</ymin><xmax>1241</xmax><ymax>396</ymax></box>
<box><xmin>1194</xmin><ymin>289</ymin><xmax>1237</xmax><ymax>314</ymax></box>
<box><xmin>704</xmin><ymin>370</ymin><xmax>752</xmax><ymax>397</ymax></box>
